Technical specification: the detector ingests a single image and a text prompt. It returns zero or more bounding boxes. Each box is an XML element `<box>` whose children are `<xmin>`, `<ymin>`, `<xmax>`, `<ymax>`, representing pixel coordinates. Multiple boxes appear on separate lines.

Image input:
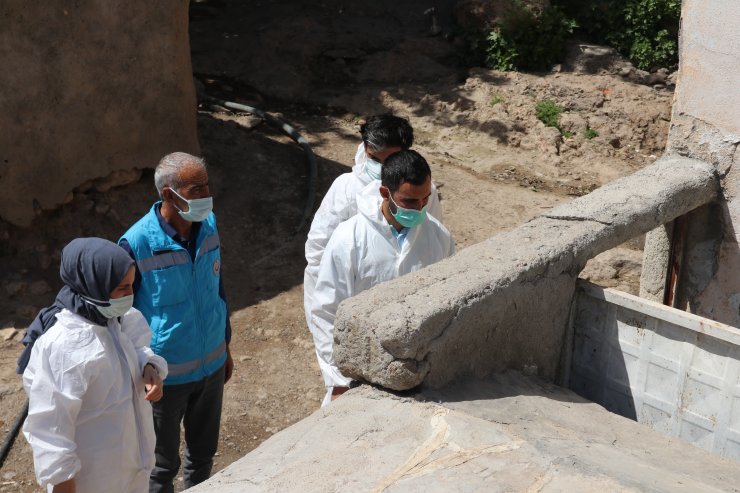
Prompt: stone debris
<box><xmin>0</xmin><ymin>327</ymin><xmax>19</xmax><ymax>341</ymax></box>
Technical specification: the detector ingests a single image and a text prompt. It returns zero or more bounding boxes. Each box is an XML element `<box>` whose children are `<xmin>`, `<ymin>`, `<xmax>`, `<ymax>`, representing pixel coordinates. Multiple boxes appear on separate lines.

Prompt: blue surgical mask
<box><xmin>365</xmin><ymin>156</ymin><xmax>382</xmax><ymax>181</ymax></box>
<box><xmin>388</xmin><ymin>194</ymin><xmax>427</xmax><ymax>228</ymax></box>
<box><xmin>82</xmin><ymin>294</ymin><xmax>134</xmax><ymax>319</ymax></box>
<box><xmin>171</xmin><ymin>188</ymin><xmax>213</xmax><ymax>222</ymax></box>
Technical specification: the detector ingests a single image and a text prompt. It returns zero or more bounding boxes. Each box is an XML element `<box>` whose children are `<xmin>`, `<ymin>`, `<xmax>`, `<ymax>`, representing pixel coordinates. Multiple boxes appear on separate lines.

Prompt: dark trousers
<box><xmin>149</xmin><ymin>365</ymin><xmax>225</xmax><ymax>493</ymax></box>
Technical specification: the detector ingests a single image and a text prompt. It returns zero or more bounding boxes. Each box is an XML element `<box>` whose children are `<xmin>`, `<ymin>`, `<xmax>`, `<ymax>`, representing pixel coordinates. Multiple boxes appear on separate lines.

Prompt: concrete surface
<box><xmin>642</xmin><ymin>0</ymin><xmax>740</xmax><ymax>326</ymax></box>
<box><xmin>671</xmin><ymin>0</ymin><xmax>740</xmax><ymax>143</ymax></box>
<box><xmin>191</xmin><ymin>372</ymin><xmax>740</xmax><ymax>493</ymax></box>
<box><xmin>569</xmin><ymin>280</ymin><xmax>740</xmax><ymax>460</ymax></box>
<box><xmin>638</xmin><ymin>223</ymin><xmax>672</xmax><ymax>302</ymax></box>
<box><xmin>0</xmin><ymin>1</ymin><xmax>199</xmax><ymax>226</ymax></box>
<box><xmin>334</xmin><ymin>156</ymin><xmax>718</xmax><ymax>391</ymax></box>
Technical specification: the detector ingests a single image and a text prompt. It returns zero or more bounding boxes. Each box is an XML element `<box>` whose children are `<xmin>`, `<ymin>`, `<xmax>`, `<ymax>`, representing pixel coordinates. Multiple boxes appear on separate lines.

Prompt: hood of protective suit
<box><xmin>351</xmin><ymin>142</ymin><xmax>373</xmax><ymax>186</ymax></box>
<box><xmin>355</xmin><ymin>180</ymin><xmax>387</xmax><ymax>229</ymax></box>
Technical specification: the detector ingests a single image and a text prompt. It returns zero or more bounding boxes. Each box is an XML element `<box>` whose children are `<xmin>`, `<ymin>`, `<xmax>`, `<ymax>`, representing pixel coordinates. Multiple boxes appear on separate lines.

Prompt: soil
<box><xmin>0</xmin><ymin>1</ymin><xmax>672</xmax><ymax>490</ymax></box>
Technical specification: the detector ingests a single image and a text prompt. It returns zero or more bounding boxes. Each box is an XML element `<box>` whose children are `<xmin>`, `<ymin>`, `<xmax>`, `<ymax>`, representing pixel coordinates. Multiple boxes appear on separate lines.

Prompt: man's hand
<box><xmin>224</xmin><ymin>345</ymin><xmax>234</xmax><ymax>384</ymax></box>
<box><xmin>143</xmin><ymin>363</ymin><xmax>163</xmax><ymax>402</ymax></box>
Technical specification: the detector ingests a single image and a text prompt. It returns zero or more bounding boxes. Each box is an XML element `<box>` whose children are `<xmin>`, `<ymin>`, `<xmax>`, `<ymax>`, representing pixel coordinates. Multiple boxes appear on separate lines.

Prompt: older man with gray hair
<box><xmin>119</xmin><ymin>151</ymin><xmax>233</xmax><ymax>493</ymax></box>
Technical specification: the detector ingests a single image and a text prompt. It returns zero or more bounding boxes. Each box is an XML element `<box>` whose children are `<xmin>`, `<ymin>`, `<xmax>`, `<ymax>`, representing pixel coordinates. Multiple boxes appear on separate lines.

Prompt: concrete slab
<box><xmin>191</xmin><ymin>372</ymin><xmax>739</xmax><ymax>492</ymax></box>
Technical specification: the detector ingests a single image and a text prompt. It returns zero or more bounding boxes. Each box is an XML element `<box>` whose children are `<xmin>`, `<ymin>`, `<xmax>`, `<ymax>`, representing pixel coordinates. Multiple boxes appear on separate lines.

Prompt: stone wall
<box><xmin>335</xmin><ymin>157</ymin><xmax>717</xmax><ymax>391</ymax></box>
<box><xmin>640</xmin><ymin>0</ymin><xmax>740</xmax><ymax>325</ymax></box>
<box><xmin>0</xmin><ymin>1</ymin><xmax>199</xmax><ymax>227</ymax></box>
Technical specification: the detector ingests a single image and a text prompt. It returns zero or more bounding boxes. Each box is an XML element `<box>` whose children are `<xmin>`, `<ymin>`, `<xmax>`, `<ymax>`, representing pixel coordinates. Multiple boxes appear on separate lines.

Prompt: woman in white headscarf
<box><xmin>20</xmin><ymin>237</ymin><xmax>167</xmax><ymax>493</ymax></box>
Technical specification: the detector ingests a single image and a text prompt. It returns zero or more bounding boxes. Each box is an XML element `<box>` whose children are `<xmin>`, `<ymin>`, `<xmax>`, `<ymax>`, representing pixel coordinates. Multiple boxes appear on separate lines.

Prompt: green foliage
<box><xmin>555</xmin><ymin>0</ymin><xmax>680</xmax><ymax>70</ymax></box>
<box><xmin>535</xmin><ymin>99</ymin><xmax>563</xmax><ymax>129</ymax></box>
<box><xmin>585</xmin><ymin>127</ymin><xmax>599</xmax><ymax>139</ymax></box>
<box><xmin>457</xmin><ymin>0</ymin><xmax>679</xmax><ymax>72</ymax></box>
<box><xmin>489</xmin><ymin>92</ymin><xmax>506</xmax><ymax>106</ymax></box>
<box><xmin>485</xmin><ymin>29</ymin><xmax>519</xmax><ymax>71</ymax></box>
<box><xmin>536</xmin><ymin>99</ymin><xmax>576</xmax><ymax>137</ymax></box>
<box><xmin>484</xmin><ymin>3</ymin><xmax>577</xmax><ymax>71</ymax></box>
<box><xmin>617</xmin><ymin>0</ymin><xmax>680</xmax><ymax>69</ymax></box>
<box><xmin>626</xmin><ymin>28</ymin><xmax>677</xmax><ymax>70</ymax></box>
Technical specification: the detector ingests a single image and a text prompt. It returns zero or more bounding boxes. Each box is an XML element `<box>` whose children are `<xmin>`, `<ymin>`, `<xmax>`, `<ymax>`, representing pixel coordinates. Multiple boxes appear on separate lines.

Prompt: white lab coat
<box><xmin>22</xmin><ymin>308</ymin><xmax>168</xmax><ymax>493</ymax></box>
<box><xmin>303</xmin><ymin>143</ymin><xmax>443</xmax><ymax>389</ymax></box>
<box><xmin>309</xmin><ymin>182</ymin><xmax>454</xmax><ymax>405</ymax></box>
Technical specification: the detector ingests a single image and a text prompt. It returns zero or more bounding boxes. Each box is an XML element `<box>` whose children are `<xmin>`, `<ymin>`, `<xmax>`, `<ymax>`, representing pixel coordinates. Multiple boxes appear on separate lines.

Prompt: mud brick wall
<box><xmin>0</xmin><ymin>1</ymin><xmax>199</xmax><ymax>226</ymax></box>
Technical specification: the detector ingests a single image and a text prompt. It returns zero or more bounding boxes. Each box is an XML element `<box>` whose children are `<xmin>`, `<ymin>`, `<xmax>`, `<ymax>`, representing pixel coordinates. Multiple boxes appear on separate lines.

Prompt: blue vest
<box><xmin>120</xmin><ymin>203</ymin><xmax>227</xmax><ymax>385</ymax></box>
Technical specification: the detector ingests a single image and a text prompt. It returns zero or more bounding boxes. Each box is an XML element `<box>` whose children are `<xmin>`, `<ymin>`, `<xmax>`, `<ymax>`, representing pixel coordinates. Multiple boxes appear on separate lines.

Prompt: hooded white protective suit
<box><xmin>22</xmin><ymin>308</ymin><xmax>168</xmax><ymax>493</ymax></box>
<box><xmin>309</xmin><ymin>181</ymin><xmax>454</xmax><ymax>405</ymax></box>
<box><xmin>303</xmin><ymin>144</ymin><xmax>443</xmax><ymax>385</ymax></box>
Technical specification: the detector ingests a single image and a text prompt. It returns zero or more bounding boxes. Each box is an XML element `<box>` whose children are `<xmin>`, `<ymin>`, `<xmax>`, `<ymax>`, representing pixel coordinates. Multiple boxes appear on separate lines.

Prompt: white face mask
<box><xmin>365</xmin><ymin>156</ymin><xmax>383</xmax><ymax>181</ymax></box>
<box><xmin>170</xmin><ymin>188</ymin><xmax>213</xmax><ymax>223</ymax></box>
<box><xmin>82</xmin><ymin>294</ymin><xmax>134</xmax><ymax>319</ymax></box>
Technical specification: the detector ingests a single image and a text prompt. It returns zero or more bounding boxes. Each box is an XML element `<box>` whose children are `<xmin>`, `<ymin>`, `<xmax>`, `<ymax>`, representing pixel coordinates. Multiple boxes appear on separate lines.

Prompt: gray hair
<box><xmin>154</xmin><ymin>152</ymin><xmax>207</xmax><ymax>197</ymax></box>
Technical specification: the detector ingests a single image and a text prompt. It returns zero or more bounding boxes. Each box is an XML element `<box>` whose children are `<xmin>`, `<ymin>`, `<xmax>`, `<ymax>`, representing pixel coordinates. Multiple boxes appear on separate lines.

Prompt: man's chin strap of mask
<box><xmin>170</xmin><ymin>188</ymin><xmax>214</xmax><ymax>223</ymax></box>
<box><xmin>81</xmin><ymin>294</ymin><xmax>134</xmax><ymax>319</ymax></box>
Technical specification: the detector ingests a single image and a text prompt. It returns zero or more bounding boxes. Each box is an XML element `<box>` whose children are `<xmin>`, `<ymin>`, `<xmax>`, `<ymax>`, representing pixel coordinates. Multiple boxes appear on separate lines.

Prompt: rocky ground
<box><xmin>0</xmin><ymin>1</ymin><xmax>671</xmax><ymax>490</ymax></box>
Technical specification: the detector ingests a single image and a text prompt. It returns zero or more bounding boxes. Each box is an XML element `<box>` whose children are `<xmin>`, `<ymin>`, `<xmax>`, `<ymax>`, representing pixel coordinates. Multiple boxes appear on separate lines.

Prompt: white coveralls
<box><xmin>22</xmin><ymin>308</ymin><xmax>168</xmax><ymax>493</ymax></box>
<box><xmin>304</xmin><ymin>143</ymin><xmax>444</xmax><ymax>399</ymax></box>
<box><xmin>309</xmin><ymin>181</ymin><xmax>455</xmax><ymax>406</ymax></box>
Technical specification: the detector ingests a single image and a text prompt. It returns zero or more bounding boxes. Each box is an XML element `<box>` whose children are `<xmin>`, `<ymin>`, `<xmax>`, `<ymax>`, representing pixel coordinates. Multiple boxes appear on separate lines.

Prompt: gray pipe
<box><xmin>204</xmin><ymin>97</ymin><xmax>318</xmax><ymax>234</ymax></box>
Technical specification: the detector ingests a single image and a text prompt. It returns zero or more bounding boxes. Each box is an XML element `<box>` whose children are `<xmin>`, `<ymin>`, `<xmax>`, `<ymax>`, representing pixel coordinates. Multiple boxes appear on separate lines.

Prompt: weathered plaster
<box><xmin>642</xmin><ymin>0</ymin><xmax>740</xmax><ymax>326</ymax></box>
<box><xmin>0</xmin><ymin>1</ymin><xmax>199</xmax><ymax>226</ymax></box>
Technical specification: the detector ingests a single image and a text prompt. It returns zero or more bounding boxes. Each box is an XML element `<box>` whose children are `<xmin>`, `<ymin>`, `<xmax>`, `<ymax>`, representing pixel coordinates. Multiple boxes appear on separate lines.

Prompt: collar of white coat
<box><xmin>55</xmin><ymin>307</ymin><xmax>105</xmax><ymax>328</ymax></box>
<box><xmin>56</xmin><ymin>306</ymin><xmax>132</xmax><ymax>330</ymax></box>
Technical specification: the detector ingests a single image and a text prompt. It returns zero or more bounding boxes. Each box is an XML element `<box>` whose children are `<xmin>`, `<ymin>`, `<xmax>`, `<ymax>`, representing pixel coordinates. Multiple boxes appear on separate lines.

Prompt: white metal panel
<box><xmin>569</xmin><ymin>280</ymin><xmax>740</xmax><ymax>460</ymax></box>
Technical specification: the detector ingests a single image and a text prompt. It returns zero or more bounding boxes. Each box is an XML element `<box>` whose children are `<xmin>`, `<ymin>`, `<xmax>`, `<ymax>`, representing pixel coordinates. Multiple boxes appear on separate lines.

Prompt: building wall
<box><xmin>641</xmin><ymin>0</ymin><xmax>740</xmax><ymax>325</ymax></box>
<box><xmin>0</xmin><ymin>1</ymin><xmax>199</xmax><ymax>226</ymax></box>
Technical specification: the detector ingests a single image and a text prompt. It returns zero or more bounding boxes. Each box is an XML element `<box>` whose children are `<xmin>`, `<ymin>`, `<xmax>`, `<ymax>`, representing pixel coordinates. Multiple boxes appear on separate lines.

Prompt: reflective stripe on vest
<box><xmin>167</xmin><ymin>340</ymin><xmax>227</xmax><ymax>377</ymax></box>
<box><xmin>136</xmin><ymin>232</ymin><xmax>219</xmax><ymax>273</ymax></box>
<box><xmin>137</xmin><ymin>250</ymin><xmax>191</xmax><ymax>273</ymax></box>
<box><xmin>197</xmin><ymin>233</ymin><xmax>220</xmax><ymax>258</ymax></box>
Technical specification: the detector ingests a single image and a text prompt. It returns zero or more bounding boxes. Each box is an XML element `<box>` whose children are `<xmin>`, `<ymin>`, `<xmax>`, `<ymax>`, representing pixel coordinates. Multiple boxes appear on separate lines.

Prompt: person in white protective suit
<box><xmin>19</xmin><ymin>238</ymin><xmax>167</xmax><ymax>493</ymax></box>
<box><xmin>304</xmin><ymin>115</ymin><xmax>443</xmax><ymax>397</ymax></box>
<box><xmin>309</xmin><ymin>150</ymin><xmax>454</xmax><ymax>406</ymax></box>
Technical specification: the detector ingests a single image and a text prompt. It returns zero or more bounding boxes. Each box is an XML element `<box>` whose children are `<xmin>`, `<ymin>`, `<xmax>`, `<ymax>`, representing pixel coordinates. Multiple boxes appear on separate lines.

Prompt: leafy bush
<box><xmin>485</xmin><ymin>29</ymin><xmax>519</xmax><ymax>71</ymax></box>
<box><xmin>458</xmin><ymin>0</ymin><xmax>679</xmax><ymax>72</ymax></box>
<box><xmin>535</xmin><ymin>99</ymin><xmax>563</xmax><ymax>128</ymax></box>
<box><xmin>484</xmin><ymin>3</ymin><xmax>577</xmax><ymax>71</ymax></box>
<box><xmin>555</xmin><ymin>0</ymin><xmax>680</xmax><ymax>70</ymax></box>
